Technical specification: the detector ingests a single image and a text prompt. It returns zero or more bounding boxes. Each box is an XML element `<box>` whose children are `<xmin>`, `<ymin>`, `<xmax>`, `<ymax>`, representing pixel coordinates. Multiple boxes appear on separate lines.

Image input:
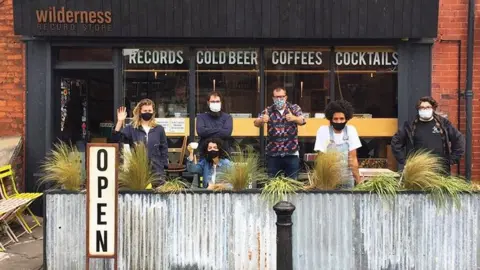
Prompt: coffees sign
<box><xmin>127</xmin><ymin>49</ymin><xmax>398</xmax><ymax>67</ymax></box>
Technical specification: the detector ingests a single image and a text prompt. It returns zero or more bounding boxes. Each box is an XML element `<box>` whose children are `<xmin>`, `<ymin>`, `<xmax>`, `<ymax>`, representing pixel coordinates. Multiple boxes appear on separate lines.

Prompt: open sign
<box><xmin>86</xmin><ymin>143</ymin><xmax>118</xmax><ymax>258</ymax></box>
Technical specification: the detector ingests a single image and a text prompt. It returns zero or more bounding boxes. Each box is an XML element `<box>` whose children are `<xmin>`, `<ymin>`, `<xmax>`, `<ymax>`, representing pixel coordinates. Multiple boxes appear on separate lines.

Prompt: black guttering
<box><xmin>465</xmin><ymin>0</ymin><xmax>475</xmax><ymax>180</ymax></box>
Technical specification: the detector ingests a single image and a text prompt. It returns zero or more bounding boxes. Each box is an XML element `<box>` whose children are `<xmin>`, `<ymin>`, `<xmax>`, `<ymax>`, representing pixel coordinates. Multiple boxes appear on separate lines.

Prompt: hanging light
<box><xmin>300</xmin><ymin>81</ymin><xmax>304</xmax><ymax>98</ymax></box>
<box><xmin>154</xmin><ymin>71</ymin><xmax>157</xmax><ymax>79</ymax></box>
<box><xmin>213</xmin><ymin>79</ymin><xmax>216</xmax><ymax>92</ymax></box>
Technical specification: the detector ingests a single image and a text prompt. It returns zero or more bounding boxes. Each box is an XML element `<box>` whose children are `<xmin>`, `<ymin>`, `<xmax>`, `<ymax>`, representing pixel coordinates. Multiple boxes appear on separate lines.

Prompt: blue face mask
<box><xmin>274</xmin><ymin>99</ymin><xmax>286</xmax><ymax>109</ymax></box>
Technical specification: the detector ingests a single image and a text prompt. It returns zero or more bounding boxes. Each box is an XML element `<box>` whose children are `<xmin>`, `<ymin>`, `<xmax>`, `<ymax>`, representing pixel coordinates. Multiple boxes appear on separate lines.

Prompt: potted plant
<box><xmin>40</xmin><ymin>141</ymin><xmax>83</xmax><ymax>191</ymax></box>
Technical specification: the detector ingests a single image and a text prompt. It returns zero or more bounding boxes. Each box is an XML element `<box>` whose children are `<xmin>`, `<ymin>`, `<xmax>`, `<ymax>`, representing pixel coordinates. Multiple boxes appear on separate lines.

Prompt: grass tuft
<box><xmin>119</xmin><ymin>142</ymin><xmax>158</xmax><ymax>191</ymax></box>
<box><xmin>261</xmin><ymin>175</ymin><xmax>304</xmax><ymax>205</ymax></box>
<box><xmin>222</xmin><ymin>145</ymin><xmax>268</xmax><ymax>191</ymax></box>
<box><xmin>401</xmin><ymin>151</ymin><xmax>471</xmax><ymax>208</ymax></box>
<box><xmin>306</xmin><ymin>151</ymin><xmax>342</xmax><ymax>190</ymax></box>
<box><xmin>156</xmin><ymin>177</ymin><xmax>188</xmax><ymax>193</ymax></box>
<box><xmin>40</xmin><ymin>141</ymin><xmax>83</xmax><ymax>191</ymax></box>
<box><xmin>353</xmin><ymin>174</ymin><xmax>401</xmax><ymax>205</ymax></box>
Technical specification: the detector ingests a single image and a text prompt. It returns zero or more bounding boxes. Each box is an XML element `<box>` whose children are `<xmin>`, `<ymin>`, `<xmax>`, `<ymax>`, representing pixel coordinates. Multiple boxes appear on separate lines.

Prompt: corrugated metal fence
<box><xmin>45</xmin><ymin>192</ymin><xmax>480</xmax><ymax>270</ymax></box>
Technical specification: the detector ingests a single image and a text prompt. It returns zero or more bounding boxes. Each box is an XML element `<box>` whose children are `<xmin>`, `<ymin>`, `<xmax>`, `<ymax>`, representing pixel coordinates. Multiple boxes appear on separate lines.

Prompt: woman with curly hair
<box><xmin>314</xmin><ymin>100</ymin><xmax>362</xmax><ymax>187</ymax></box>
<box><xmin>186</xmin><ymin>137</ymin><xmax>232</xmax><ymax>189</ymax></box>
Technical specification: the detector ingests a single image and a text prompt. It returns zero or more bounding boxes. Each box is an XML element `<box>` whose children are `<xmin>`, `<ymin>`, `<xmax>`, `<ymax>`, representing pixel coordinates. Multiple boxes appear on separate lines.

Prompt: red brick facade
<box><xmin>1</xmin><ymin>0</ymin><xmax>479</xmax><ymax>181</ymax></box>
<box><xmin>432</xmin><ymin>0</ymin><xmax>479</xmax><ymax>179</ymax></box>
<box><xmin>0</xmin><ymin>0</ymin><xmax>25</xmax><ymax>189</ymax></box>
<box><xmin>0</xmin><ymin>0</ymin><xmax>25</xmax><ymax>136</ymax></box>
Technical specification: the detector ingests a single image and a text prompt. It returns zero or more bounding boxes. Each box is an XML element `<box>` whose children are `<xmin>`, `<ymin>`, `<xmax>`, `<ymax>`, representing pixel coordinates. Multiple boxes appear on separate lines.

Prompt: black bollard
<box><xmin>273</xmin><ymin>201</ymin><xmax>295</xmax><ymax>270</ymax></box>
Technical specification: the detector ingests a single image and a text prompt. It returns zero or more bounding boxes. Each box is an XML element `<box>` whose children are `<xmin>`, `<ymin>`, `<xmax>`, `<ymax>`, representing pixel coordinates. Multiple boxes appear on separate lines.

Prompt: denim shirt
<box><xmin>186</xmin><ymin>158</ymin><xmax>232</xmax><ymax>187</ymax></box>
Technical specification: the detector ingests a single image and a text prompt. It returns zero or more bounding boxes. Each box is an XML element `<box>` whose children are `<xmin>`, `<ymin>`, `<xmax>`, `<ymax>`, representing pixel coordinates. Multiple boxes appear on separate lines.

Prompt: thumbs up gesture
<box><xmin>262</xmin><ymin>109</ymin><xmax>270</xmax><ymax>123</ymax></box>
<box><xmin>286</xmin><ymin>108</ymin><xmax>296</xmax><ymax>122</ymax></box>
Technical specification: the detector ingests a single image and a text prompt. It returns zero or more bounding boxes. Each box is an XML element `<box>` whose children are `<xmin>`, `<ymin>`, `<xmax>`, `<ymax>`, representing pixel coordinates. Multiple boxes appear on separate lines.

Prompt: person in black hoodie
<box><xmin>112</xmin><ymin>99</ymin><xmax>169</xmax><ymax>186</ymax></box>
<box><xmin>391</xmin><ymin>96</ymin><xmax>464</xmax><ymax>174</ymax></box>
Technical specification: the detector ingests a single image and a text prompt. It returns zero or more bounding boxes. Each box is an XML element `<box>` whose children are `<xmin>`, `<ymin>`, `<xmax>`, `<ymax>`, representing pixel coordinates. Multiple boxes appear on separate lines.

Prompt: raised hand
<box><xmin>286</xmin><ymin>108</ymin><xmax>296</xmax><ymax>122</ymax></box>
<box><xmin>262</xmin><ymin>109</ymin><xmax>270</xmax><ymax>123</ymax></box>
<box><xmin>117</xmin><ymin>106</ymin><xmax>127</xmax><ymax>122</ymax></box>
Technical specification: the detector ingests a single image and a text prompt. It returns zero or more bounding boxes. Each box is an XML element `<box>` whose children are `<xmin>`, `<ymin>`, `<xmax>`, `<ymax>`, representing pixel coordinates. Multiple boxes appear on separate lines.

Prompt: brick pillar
<box><xmin>0</xmin><ymin>0</ymin><xmax>26</xmax><ymax>189</ymax></box>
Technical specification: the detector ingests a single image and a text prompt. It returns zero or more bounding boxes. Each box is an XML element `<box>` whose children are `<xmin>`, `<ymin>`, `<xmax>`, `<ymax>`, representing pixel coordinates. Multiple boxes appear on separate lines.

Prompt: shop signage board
<box><xmin>126</xmin><ymin>49</ymin><xmax>398</xmax><ymax>67</ymax></box>
<box><xmin>13</xmin><ymin>0</ymin><xmax>440</xmax><ymax>39</ymax></box>
<box><xmin>86</xmin><ymin>143</ymin><xmax>118</xmax><ymax>268</ymax></box>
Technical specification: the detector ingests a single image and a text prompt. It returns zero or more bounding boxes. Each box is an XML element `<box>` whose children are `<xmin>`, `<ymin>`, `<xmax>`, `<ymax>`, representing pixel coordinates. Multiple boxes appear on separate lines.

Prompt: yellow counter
<box><xmin>164</xmin><ymin>118</ymin><xmax>398</xmax><ymax>137</ymax></box>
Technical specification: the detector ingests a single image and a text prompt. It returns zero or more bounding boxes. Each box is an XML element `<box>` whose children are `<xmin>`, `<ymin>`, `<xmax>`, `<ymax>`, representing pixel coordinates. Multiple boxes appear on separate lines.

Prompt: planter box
<box><xmin>44</xmin><ymin>191</ymin><xmax>480</xmax><ymax>270</ymax></box>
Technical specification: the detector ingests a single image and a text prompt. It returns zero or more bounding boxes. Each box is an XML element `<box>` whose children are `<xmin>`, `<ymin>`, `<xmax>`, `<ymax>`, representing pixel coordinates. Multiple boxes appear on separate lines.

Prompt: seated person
<box><xmin>186</xmin><ymin>138</ymin><xmax>232</xmax><ymax>189</ymax></box>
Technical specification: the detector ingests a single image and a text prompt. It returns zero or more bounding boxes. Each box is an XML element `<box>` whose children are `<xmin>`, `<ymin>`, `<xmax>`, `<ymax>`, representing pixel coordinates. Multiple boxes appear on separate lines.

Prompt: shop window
<box><xmin>122</xmin><ymin>48</ymin><xmax>189</xmax><ymax>118</ymax></box>
<box><xmin>264</xmin><ymin>48</ymin><xmax>331</xmax><ymax>118</ymax></box>
<box><xmin>195</xmin><ymin>48</ymin><xmax>260</xmax><ymax>117</ymax></box>
<box><xmin>334</xmin><ymin>47</ymin><xmax>398</xmax><ymax>118</ymax></box>
<box><xmin>57</xmin><ymin>48</ymin><xmax>113</xmax><ymax>62</ymax></box>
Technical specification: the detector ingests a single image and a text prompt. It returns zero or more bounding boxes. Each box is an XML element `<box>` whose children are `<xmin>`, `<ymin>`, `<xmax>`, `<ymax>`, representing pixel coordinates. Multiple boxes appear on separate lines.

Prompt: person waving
<box><xmin>112</xmin><ymin>99</ymin><xmax>169</xmax><ymax>187</ymax></box>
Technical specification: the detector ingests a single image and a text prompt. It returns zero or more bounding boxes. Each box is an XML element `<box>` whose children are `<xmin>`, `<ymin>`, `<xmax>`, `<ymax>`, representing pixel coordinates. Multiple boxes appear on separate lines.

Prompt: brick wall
<box><xmin>432</xmin><ymin>0</ymin><xmax>480</xmax><ymax>179</ymax></box>
<box><xmin>0</xmin><ymin>0</ymin><xmax>26</xmax><ymax>189</ymax></box>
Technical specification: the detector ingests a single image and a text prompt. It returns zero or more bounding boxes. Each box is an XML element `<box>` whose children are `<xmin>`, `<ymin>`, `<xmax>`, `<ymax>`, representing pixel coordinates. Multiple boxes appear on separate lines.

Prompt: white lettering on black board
<box><xmin>87</xmin><ymin>145</ymin><xmax>117</xmax><ymax>257</ymax></box>
<box><xmin>196</xmin><ymin>50</ymin><xmax>259</xmax><ymax>65</ymax></box>
<box><xmin>335</xmin><ymin>51</ymin><xmax>398</xmax><ymax>66</ymax></box>
<box><xmin>271</xmin><ymin>51</ymin><xmax>323</xmax><ymax>65</ymax></box>
<box><xmin>129</xmin><ymin>49</ymin><xmax>184</xmax><ymax>65</ymax></box>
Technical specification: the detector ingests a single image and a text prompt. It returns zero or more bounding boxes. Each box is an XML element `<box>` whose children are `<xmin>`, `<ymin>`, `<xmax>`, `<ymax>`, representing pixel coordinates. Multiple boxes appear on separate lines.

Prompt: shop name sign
<box><xmin>128</xmin><ymin>49</ymin><xmax>398</xmax><ymax>66</ymax></box>
<box><xmin>86</xmin><ymin>144</ymin><xmax>118</xmax><ymax>259</ymax></box>
<box><xmin>335</xmin><ymin>51</ymin><xmax>398</xmax><ymax>66</ymax></box>
<box><xmin>36</xmin><ymin>6</ymin><xmax>112</xmax><ymax>33</ymax></box>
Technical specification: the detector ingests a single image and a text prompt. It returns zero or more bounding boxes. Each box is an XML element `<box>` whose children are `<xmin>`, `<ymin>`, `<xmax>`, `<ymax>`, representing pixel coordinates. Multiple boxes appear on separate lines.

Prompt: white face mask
<box><xmin>418</xmin><ymin>109</ymin><xmax>433</xmax><ymax>119</ymax></box>
<box><xmin>209</xmin><ymin>102</ymin><xmax>221</xmax><ymax>112</ymax></box>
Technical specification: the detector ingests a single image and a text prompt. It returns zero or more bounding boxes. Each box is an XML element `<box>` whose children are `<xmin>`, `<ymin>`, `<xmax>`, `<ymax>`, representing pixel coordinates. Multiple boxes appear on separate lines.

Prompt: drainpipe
<box><xmin>465</xmin><ymin>0</ymin><xmax>475</xmax><ymax>180</ymax></box>
<box><xmin>439</xmin><ymin>39</ymin><xmax>462</xmax><ymax>176</ymax></box>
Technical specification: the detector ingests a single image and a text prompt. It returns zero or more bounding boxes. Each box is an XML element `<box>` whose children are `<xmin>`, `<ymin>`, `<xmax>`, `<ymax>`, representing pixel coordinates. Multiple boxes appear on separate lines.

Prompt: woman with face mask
<box><xmin>314</xmin><ymin>100</ymin><xmax>362</xmax><ymax>188</ymax></box>
<box><xmin>112</xmin><ymin>99</ymin><xmax>169</xmax><ymax>186</ymax></box>
<box><xmin>186</xmin><ymin>137</ymin><xmax>232</xmax><ymax>189</ymax></box>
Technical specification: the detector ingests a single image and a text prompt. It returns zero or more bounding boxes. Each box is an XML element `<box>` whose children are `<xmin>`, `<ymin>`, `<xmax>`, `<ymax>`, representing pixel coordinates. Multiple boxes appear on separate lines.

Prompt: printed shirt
<box><xmin>261</xmin><ymin>103</ymin><xmax>305</xmax><ymax>157</ymax></box>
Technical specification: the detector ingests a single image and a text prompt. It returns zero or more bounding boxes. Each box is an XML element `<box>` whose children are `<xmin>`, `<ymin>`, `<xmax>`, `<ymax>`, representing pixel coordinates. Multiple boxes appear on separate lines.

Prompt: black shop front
<box><xmin>13</xmin><ymin>0</ymin><xmax>440</xmax><ymax>215</ymax></box>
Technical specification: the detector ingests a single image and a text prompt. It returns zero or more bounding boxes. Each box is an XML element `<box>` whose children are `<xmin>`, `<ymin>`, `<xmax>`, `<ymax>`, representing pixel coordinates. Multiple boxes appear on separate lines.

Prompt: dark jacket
<box><xmin>391</xmin><ymin>114</ymin><xmax>465</xmax><ymax>169</ymax></box>
<box><xmin>196</xmin><ymin>112</ymin><xmax>233</xmax><ymax>155</ymax></box>
<box><xmin>112</xmin><ymin>124</ymin><xmax>169</xmax><ymax>179</ymax></box>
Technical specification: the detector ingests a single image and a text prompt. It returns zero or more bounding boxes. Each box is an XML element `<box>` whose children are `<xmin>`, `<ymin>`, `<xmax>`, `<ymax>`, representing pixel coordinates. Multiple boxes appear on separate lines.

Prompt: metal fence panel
<box><xmin>45</xmin><ymin>193</ymin><xmax>277</xmax><ymax>270</ymax></box>
<box><xmin>45</xmin><ymin>192</ymin><xmax>480</xmax><ymax>270</ymax></box>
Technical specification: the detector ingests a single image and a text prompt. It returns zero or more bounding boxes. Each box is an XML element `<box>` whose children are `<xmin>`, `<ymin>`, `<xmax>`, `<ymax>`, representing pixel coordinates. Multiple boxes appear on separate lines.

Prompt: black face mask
<box><xmin>141</xmin><ymin>113</ymin><xmax>153</xmax><ymax>121</ymax></box>
<box><xmin>206</xmin><ymin>150</ymin><xmax>220</xmax><ymax>160</ymax></box>
<box><xmin>331</xmin><ymin>121</ymin><xmax>346</xmax><ymax>131</ymax></box>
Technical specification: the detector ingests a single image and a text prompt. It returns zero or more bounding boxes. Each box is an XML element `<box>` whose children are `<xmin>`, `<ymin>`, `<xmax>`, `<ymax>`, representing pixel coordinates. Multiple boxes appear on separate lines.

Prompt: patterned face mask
<box><xmin>274</xmin><ymin>99</ymin><xmax>285</xmax><ymax>109</ymax></box>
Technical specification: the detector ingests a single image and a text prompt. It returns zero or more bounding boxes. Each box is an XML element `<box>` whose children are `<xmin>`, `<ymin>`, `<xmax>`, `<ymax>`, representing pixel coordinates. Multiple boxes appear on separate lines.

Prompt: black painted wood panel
<box><xmin>13</xmin><ymin>0</ymin><xmax>440</xmax><ymax>39</ymax></box>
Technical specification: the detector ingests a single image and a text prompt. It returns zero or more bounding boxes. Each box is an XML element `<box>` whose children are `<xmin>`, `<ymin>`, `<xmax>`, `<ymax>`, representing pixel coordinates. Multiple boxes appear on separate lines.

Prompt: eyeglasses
<box><xmin>209</xmin><ymin>100</ymin><xmax>221</xmax><ymax>103</ymax></box>
<box><xmin>273</xmin><ymin>96</ymin><xmax>286</xmax><ymax>99</ymax></box>
<box><xmin>419</xmin><ymin>106</ymin><xmax>433</xmax><ymax>110</ymax></box>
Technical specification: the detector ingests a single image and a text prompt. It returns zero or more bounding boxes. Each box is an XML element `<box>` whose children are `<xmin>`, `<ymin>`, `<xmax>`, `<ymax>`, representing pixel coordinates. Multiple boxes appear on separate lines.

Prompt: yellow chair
<box><xmin>0</xmin><ymin>198</ymin><xmax>32</xmax><ymax>250</ymax></box>
<box><xmin>0</xmin><ymin>165</ymin><xmax>42</xmax><ymax>233</ymax></box>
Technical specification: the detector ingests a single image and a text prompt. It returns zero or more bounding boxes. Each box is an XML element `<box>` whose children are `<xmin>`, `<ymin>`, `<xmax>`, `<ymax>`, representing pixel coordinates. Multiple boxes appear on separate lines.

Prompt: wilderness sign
<box><xmin>35</xmin><ymin>6</ymin><xmax>112</xmax><ymax>33</ymax></box>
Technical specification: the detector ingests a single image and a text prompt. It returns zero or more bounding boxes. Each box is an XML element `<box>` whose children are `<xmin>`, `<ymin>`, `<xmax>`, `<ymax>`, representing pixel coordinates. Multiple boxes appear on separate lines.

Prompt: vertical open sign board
<box><xmin>86</xmin><ymin>143</ymin><xmax>118</xmax><ymax>269</ymax></box>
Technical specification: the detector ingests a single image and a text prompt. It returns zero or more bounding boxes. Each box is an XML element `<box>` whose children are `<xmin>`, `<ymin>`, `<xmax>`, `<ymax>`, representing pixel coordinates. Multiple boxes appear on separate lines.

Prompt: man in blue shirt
<box><xmin>196</xmin><ymin>91</ymin><xmax>233</xmax><ymax>156</ymax></box>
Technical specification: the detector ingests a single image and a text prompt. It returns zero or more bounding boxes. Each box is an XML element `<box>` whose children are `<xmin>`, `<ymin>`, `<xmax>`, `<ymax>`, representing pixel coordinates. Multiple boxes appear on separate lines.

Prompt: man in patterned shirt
<box><xmin>254</xmin><ymin>86</ymin><xmax>306</xmax><ymax>179</ymax></box>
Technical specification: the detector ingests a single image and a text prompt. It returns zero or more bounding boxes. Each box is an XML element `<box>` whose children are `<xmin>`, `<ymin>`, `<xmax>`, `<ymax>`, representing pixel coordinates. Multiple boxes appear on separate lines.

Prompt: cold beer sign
<box><xmin>86</xmin><ymin>144</ymin><xmax>118</xmax><ymax>260</ymax></box>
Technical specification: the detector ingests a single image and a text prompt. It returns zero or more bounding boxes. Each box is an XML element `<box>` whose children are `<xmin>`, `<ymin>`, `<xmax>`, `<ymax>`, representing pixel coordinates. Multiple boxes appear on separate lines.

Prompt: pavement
<box><xmin>0</xmin><ymin>217</ymin><xmax>43</xmax><ymax>270</ymax></box>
